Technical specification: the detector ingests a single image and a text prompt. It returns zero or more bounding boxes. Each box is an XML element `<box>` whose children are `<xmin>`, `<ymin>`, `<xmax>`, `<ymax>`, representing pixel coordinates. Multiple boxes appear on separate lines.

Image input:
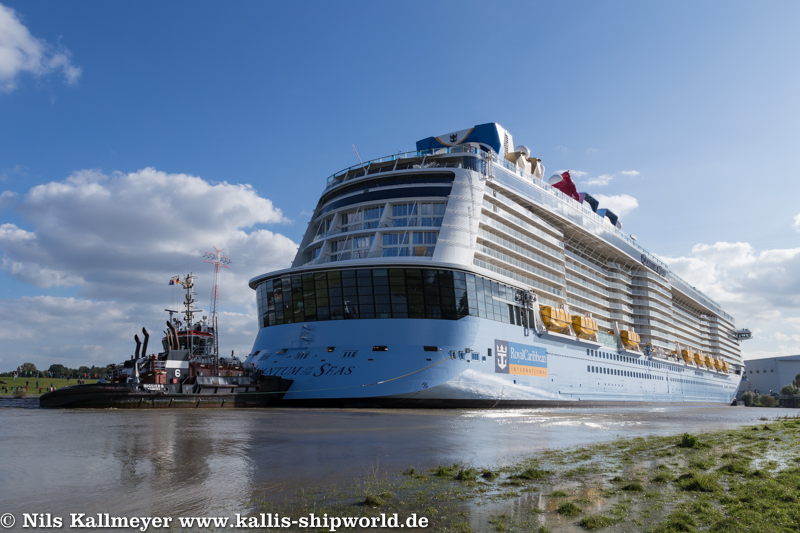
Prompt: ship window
<box><xmin>327</xmin><ymin>346</ymin><xmax>335</xmax><ymax>352</ymax></box>
<box><xmin>424</xmin><ymin>346</ymin><xmax>438</xmax><ymax>352</ymax></box>
<box><xmin>258</xmin><ymin>268</ymin><xmax>531</xmax><ymax>329</ymax></box>
<box><xmin>372</xmin><ymin>346</ymin><xmax>388</xmax><ymax>351</ymax></box>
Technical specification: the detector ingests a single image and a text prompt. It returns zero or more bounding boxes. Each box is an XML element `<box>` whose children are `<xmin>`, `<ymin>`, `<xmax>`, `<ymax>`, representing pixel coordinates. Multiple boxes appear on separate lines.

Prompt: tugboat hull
<box><xmin>39</xmin><ymin>377</ymin><xmax>292</xmax><ymax>409</ymax></box>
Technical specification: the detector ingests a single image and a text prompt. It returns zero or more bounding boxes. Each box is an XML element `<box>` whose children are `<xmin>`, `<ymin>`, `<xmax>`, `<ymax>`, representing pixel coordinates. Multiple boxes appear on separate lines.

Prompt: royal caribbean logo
<box><xmin>494</xmin><ymin>339</ymin><xmax>548</xmax><ymax>377</ymax></box>
<box><xmin>494</xmin><ymin>340</ymin><xmax>509</xmax><ymax>374</ymax></box>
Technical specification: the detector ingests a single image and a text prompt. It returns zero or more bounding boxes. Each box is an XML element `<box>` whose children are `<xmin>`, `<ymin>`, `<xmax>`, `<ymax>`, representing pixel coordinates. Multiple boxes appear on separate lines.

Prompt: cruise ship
<box><xmin>244</xmin><ymin>123</ymin><xmax>746</xmax><ymax>407</ymax></box>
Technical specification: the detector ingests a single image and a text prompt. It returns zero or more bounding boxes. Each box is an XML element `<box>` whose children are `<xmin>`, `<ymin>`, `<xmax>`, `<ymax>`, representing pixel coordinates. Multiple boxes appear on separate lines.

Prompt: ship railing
<box><xmin>313</xmin><ymin>222</ymin><xmax>382</xmax><ymax>242</ymax></box>
<box><xmin>324</xmin><ymin>145</ymin><xmax>492</xmax><ymax>191</ymax></box>
<box><xmin>308</xmin><ymin>249</ymin><xmax>434</xmax><ymax>266</ymax></box>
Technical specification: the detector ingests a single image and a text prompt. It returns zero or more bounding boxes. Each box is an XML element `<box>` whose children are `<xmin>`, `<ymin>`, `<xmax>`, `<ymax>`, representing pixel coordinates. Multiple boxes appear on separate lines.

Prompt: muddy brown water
<box><xmin>0</xmin><ymin>399</ymin><xmax>787</xmax><ymax>528</ymax></box>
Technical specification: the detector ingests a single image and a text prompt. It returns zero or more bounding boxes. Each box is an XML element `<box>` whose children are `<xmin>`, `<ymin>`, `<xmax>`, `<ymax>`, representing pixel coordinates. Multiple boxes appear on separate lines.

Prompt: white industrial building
<box><xmin>740</xmin><ymin>355</ymin><xmax>800</xmax><ymax>395</ymax></box>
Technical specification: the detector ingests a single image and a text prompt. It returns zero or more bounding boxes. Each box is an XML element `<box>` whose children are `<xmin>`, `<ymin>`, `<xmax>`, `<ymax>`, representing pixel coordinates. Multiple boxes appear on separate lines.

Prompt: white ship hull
<box><xmin>247</xmin><ymin>317</ymin><xmax>739</xmax><ymax>407</ymax></box>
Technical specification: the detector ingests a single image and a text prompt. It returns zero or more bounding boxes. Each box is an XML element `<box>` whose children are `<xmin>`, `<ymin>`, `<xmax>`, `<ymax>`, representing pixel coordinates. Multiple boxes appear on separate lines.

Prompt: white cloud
<box><xmin>0</xmin><ymin>168</ymin><xmax>298</xmax><ymax>367</ymax></box>
<box><xmin>586</xmin><ymin>147</ymin><xmax>599</xmax><ymax>155</ymax></box>
<box><xmin>620</xmin><ymin>170</ymin><xmax>640</xmax><ymax>176</ymax></box>
<box><xmin>553</xmin><ymin>146</ymin><xmax>568</xmax><ymax>154</ymax></box>
<box><xmin>592</xmin><ymin>193</ymin><xmax>639</xmax><ymax>216</ymax></box>
<box><xmin>555</xmin><ymin>169</ymin><xmax>588</xmax><ymax>178</ymax></box>
<box><xmin>660</xmin><ymin>220</ymin><xmax>800</xmax><ymax>359</ymax></box>
<box><xmin>793</xmin><ymin>213</ymin><xmax>800</xmax><ymax>232</ymax></box>
<box><xmin>0</xmin><ymin>3</ymin><xmax>82</xmax><ymax>92</ymax></box>
<box><xmin>586</xmin><ymin>174</ymin><xmax>614</xmax><ymax>187</ymax></box>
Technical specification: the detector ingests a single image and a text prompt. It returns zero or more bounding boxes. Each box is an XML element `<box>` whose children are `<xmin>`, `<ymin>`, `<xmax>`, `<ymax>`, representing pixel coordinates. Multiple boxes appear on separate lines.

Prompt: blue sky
<box><xmin>1</xmin><ymin>1</ymin><xmax>799</xmax><ymax>370</ymax></box>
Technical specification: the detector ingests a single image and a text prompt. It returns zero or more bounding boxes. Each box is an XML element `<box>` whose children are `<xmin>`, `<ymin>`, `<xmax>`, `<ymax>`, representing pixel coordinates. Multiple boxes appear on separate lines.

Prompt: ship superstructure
<box><xmin>245</xmin><ymin>123</ymin><xmax>745</xmax><ymax>407</ymax></box>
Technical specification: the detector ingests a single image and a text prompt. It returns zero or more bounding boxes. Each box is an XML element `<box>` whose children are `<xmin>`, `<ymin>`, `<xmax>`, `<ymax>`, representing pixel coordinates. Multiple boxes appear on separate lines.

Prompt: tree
<box><xmin>18</xmin><ymin>362</ymin><xmax>37</xmax><ymax>373</ymax></box>
<box><xmin>781</xmin><ymin>384</ymin><xmax>799</xmax><ymax>396</ymax></box>
<box><xmin>795</xmin><ymin>374</ymin><xmax>800</xmax><ymax>388</ymax></box>
<box><xmin>742</xmin><ymin>391</ymin><xmax>755</xmax><ymax>406</ymax></box>
<box><xmin>760</xmin><ymin>394</ymin><xmax>777</xmax><ymax>407</ymax></box>
<box><xmin>48</xmin><ymin>364</ymin><xmax>68</xmax><ymax>376</ymax></box>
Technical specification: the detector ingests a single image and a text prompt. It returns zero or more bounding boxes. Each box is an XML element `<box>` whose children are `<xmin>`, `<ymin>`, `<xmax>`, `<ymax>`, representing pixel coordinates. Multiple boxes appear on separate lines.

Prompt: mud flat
<box><xmin>253</xmin><ymin>414</ymin><xmax>800</xmax><ymax>532</ymax></box>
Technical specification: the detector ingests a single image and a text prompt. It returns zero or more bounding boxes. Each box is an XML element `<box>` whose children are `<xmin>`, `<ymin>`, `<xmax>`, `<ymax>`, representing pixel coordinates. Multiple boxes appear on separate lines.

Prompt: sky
<box><xmin>1</xmin><ymin>1</ymin><xmax>799</xmax><ymax>371</ymax></box>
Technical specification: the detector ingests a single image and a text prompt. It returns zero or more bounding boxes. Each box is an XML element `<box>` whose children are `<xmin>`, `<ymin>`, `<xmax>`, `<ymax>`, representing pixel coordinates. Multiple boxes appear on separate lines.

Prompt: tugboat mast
<box><xmin>177</xmin><ymin>274</ymin><xmax>200</xmax><ymax>358</ymax></box>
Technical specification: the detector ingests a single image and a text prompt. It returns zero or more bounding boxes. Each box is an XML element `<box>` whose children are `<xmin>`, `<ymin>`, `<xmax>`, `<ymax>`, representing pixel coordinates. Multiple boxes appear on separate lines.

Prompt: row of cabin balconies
<box><xmin>478</xmin><ymin>215</ymin><xmax>565</xmax><ymax>264</ymax></box>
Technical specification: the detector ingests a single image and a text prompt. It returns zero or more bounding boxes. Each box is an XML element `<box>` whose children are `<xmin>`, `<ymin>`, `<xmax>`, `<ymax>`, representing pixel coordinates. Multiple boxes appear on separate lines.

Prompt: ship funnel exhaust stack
<box><xmin>141</xmin><ymin>328</ymin><xmax>149</xmax><ymax>359</ymax></box>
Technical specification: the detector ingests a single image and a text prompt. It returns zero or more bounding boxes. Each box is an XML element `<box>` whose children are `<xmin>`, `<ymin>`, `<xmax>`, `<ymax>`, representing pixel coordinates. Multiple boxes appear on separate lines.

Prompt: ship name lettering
<box><xmin>266</xmin><ymin>366</ymin><xmax>304</xmax><ymax>376</ymax></box>
<box><xmin>314</xmin><ymin>364</ymin><xmax>355</xmax><ymax>377</ymax></box>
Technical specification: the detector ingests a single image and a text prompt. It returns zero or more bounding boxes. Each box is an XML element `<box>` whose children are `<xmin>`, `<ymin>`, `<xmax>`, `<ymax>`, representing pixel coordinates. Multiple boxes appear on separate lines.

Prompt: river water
<box><xmin>0</xmin><ymin>399</ymin><xmax>787</xmax><ymax>528</ymax></box>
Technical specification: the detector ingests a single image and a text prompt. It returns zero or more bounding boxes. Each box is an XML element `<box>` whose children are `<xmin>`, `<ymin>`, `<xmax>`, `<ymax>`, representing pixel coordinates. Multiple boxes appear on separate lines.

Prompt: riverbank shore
<box><xmin>0</xmin><ymin>377</ymin><xmax>97</xmax><ymax>397</ymax></box>
<box><xmin>254</xmin><ymin>414</ymin><xmax>800</xmax><ymax>532</ymax></box>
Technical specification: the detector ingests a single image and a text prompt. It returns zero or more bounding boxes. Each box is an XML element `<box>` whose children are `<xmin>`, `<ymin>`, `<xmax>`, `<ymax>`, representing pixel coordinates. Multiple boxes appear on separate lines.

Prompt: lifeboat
<box><xmin>704</xmin><ymin>354</ymin><xmax>714</xmax><ymax>369</ymax></box>
<box><xmin>572</xmin><ymin>315</ymin><xmax>598</xmax><ymax>339</ymax></box>
<box><xmin>693</xmin><ymin>351</ymin><xmax>705</xmax><ymax>368</ymax></box>
<box><xmin>540</xmin><ymin>306</ymin><xmax>571</xmax><ymax>334</ymax></box>
<box><xmin>714</xmin><ymin>358</ymin><xmax>723</xmax><ymax>371</ymax></box>
<box><xmin>722</xmin><ymin>360</ymin><xmax>729</xmax><ymax>373</ymax></box>
<box><xmin>619</xmin><ymin>329</ymin><xmax>640</xmax><ymax>350</ymax></box>
<box><xmin>681</xmin><ymin>348</ymin><xmax>694</xmax><ymax>365</ymax></box>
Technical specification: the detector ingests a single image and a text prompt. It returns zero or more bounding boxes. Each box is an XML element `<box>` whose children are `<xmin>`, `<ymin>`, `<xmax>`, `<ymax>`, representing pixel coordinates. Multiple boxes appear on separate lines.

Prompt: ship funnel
<box><xmin>167</xmin><ymin>320</ymin><xmax>179</xmax><ymax>351</ymax></box>
<box><xmin>141</xmin><ymin>327</ymin><xmax>149</xmax><ymax>358</ymax></box>
<box><xmin>134</xmin><ymin>334</ymin><xmax>141</xmax><ymax>358</ymax></box>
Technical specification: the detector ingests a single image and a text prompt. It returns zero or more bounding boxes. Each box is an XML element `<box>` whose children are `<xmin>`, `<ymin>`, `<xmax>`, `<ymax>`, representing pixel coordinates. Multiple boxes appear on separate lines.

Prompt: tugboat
<box><xmin>40</xmin><ymin>271</ymin><xmax>292</xmax><ymax>408</ymax></box>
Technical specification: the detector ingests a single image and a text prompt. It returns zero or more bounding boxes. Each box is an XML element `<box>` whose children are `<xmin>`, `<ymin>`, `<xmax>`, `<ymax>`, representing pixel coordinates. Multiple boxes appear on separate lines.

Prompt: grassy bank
<box><xmin>0</xmin><ymin>377</ymin><xmax>97</xmax><ymax>396</ymax></box>
<box><xmin>251</xmin><ymin>415</ymin><xmax>800</xmax><ymax>532</ymax></box>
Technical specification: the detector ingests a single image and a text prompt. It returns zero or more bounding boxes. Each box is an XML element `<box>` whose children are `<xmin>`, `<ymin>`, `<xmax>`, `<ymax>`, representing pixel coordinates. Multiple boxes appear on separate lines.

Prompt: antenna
<box><xmin>352</xmin><ymin>144</ymin><xmax>364</xmax><ymax>166</ymax></box>
<box><xmin>204</xmin><ymin>246</ymin><xmax>231</xmax><ymax>368</ymax></box>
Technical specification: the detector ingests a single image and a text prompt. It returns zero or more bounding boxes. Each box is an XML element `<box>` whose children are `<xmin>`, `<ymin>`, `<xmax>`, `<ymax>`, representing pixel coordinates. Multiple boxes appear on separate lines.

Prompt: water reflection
<box><xmin>0</xmin><ymin>404</ymin><xmax>789</xmax><ymax>526</ymax></box>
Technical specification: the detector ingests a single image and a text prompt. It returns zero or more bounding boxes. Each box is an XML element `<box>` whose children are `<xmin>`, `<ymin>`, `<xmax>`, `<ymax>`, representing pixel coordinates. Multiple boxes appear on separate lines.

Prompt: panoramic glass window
<box><xmin>255</xmin><ymin>267</ymin><xmax>526</xmax><ymax>328</ymax></box>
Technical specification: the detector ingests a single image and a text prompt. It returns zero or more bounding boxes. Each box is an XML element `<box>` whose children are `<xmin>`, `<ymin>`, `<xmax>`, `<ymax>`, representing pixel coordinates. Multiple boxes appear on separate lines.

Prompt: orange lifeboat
<box><xmin>572</xmin><ymin>315</ymin><xmax>598</xmax><ymax>340</ymax></box>
<box><xmin>540</xmin><ymin>306</ymin><xmax>571</xmax><ymax>334</ymax></box>
<box><xmin>681</xmin><ymin>348</ymin><xmax>695</xmax><ymax>365</ymax></box>
<box><xmin>693</xmin><ymin>351</ymin><xmax>705</xmax><ymax>368</ymax></box>
<box><xmin>714</xmin><ymin>358</ymin><xmax>723</xmax><ymax>371</ymax></box>
<box><xmin>619</xmin><ymin>329</ymin><xmax>640</xmax><ymax>350</ymax></box>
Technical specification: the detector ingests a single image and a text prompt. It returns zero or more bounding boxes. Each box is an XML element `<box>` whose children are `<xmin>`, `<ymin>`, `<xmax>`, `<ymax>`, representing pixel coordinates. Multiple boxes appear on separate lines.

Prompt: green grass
<box><xmin>481</xmin><ymin>470</ymin><xmax>498</xmax><ymax>480</ymax></box>
<box><xmin>363</xmin><ymin>494</ymin><xmax>385</xmax><ymax>506</ymax></box>
<box><xmin>621</xmin><ymin>481</ymin><xmax>645</xmax><ymax>492</ymax></box>
<box><xmin>675</xmin><ymin>472</ymin><xmax>722</xmax><ymax>492</ymax></box>
<box><xmin>1</xmin><ymin>376</ymin><xmax>98</xmax><ymax>395</ymax></box>
<box><xmin>651</xmin><ymin>471</ymin><xmax>673</xmax><ymax>483</ymax></box>
<box><xmin>557</xmin><ymin>501</ymin><xmax>582</xmax><ymax>517</ymax></box>
<box><xmin>455</xmin><ymin>468</ymin><xmax>478</xmax><ymax>482</ymax></box>
<box><xmin>513</xmin><ymin>466</ymin><xmax>551</xmax><ymax>480</ymax></box>
<box><xmin>579</xmin><ymin>515</ymin><xmax>616</xmax><ymax>530</ymax></box>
